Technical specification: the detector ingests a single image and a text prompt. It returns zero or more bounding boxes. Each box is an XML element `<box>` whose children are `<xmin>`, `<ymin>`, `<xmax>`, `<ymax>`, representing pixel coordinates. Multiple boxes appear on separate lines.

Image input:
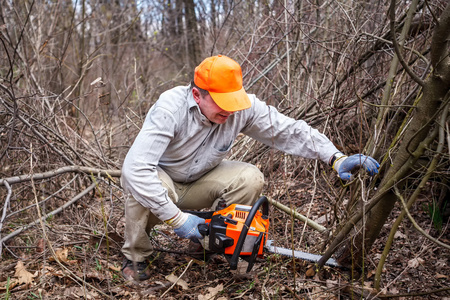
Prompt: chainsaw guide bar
<box><xmin>264</xmin><ymin>240</ymin><xmax>341</xmax><ymax>268</ymax></box>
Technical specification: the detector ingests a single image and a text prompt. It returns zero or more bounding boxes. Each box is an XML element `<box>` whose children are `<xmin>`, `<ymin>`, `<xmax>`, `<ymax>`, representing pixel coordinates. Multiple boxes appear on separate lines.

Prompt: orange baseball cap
<box><xmin>194</xmin><ymin>55</ymin><xmax>251</xmax><ymax>112</ymax></box>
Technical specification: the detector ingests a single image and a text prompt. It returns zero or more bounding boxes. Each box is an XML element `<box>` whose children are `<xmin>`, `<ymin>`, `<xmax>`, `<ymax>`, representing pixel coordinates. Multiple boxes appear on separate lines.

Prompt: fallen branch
<box><xmin>268</xmin><ymin>197</ymin><xmax>327</xmax><ymax>233</ymax></box>
<box><xmin>160</xmin><ymin>259</ymin><xmax>193</xmax><ymax>297</ymax></box>
<box><xmin>0</xmin><ymin>166</ymin><xmax>121</xmax><ymax>185</ymax></box>
<box><xmin>0</xmin><ymin>181</ymin><xmax>97</xmax><ymax>252</ymax></box>
<box><xmin>6</xmin><ymin>175</ymin><xmax>79</xmax><ymax>219</ymax></box>
<box><xmin>0</xmin><ymin>180</ymin><xmax>12</xmax><ymax>255</ymax></box>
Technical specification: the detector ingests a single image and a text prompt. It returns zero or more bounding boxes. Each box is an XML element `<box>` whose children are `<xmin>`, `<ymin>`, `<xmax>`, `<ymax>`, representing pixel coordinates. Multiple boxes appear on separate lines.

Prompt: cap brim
<box><xmin>209</xmin><ymin>87</ymin><xmax>251</xmax><ymax>112</ymax></box>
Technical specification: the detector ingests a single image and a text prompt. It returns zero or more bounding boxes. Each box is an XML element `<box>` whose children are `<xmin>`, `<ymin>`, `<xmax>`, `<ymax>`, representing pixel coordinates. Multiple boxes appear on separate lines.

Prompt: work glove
<box><xmin>166</xmin><ymin>211</ymin><xmax>205</xmax><ymax>242</ymax></box>
<box><xmin>333</xmin><ymin>154</ymin><xmax>380</xmax><ymax>181</ymax></box>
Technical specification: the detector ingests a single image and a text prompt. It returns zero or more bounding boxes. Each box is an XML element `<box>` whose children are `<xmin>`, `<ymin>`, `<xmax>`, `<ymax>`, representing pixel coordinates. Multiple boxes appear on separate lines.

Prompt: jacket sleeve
<box><xmin>241</xmin><ymin>96</ymin><xmax>339</xmax><ymax>164</ymax></box>
<box><xmin>121</xmin><ymin>106</ymin><xmax>180</xmax><ymax>221</ymax></box>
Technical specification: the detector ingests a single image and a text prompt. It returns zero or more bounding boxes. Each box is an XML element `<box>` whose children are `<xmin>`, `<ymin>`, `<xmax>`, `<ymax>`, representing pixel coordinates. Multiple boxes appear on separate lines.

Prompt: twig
<box><xmin>0</xmin><ymin>180</ymin><xmax>12</xmax><ymax>255</ymax></box>
<box><xmin>447</xmin><ymin>121</ymin><xmax>450</xmax><ymax>156</ymax></box>
<box><xmin>394</xmin><ymin>186</ymin><xmax>450</xmax><ymax>250</ymax></box>
<box><xmin>1</xmin><ymin>97</ymin><xmax>75</xmax><ymax>165</ymax></box>
<box><xmin>160</xmin><ymin>259</ymin><xmax>193</xmax><ymax>298</ymax></box>
<box><xmin>388</xmin><ymin>0</ymin><xmax>424</xmax><ymax>86</ymax></box>
<box><xmin>142</xmin><ymin>282</ymin><xmax>171</xmax><ymax>295</ymax></box>
<box><xmin>298</xmin><ymin>161</ymin><xmax>319</xmax><ymax>251</ymax></box>
<box><xmin>378</xmin><ymin>286</ymin><xmax>450</xmax><ymax>298</ymax></box>
<box><xmin>267</xmin><ymin>197</ymin><xmax>327</xmax><ymax>233</ymax></box>
<box><xmin>342</xmin><ymin>285</ymin><xmax>381</xmax><ymax>300</ymax></box>
<box><xmin>0</xmin><ymin>82</ymin><xmax>18</xmax><ymax>162</ymax></box>
<box><xmin>361</xmin><ymin>32</ymin><xmax>429</xmax><ymax>65</ymax></box>
<box><xmin>282</xmin><ymin>284</ymin><xmax>303</xmax><ymax>300</ymax></box>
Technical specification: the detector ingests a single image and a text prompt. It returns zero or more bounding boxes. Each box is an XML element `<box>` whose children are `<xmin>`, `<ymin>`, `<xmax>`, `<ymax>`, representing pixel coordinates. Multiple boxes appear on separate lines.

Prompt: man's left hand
<box><xmin>335</xmin><ymin>154</ymin><xmax>380</xmax><ymax>181</ymax></box>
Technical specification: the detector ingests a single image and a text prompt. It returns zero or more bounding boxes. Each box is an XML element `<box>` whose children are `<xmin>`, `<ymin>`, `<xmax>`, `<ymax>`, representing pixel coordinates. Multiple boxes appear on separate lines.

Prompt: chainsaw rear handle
<box><xmin>229</xmin><ymin>196</ymin><xmax>269</xmax><ymax>270</ymax></box>
<box><xmin>198</xmin><ymin>223</ymin><xmax>209</xmax><ymax>237</ymax></box>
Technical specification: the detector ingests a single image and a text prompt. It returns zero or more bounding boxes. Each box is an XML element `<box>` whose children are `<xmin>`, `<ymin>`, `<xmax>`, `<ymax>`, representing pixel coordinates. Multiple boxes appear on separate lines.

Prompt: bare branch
<box><xmin>389</xmin><ymin>0</ymin><xmax>425</xmax><ymax>86</ymax></box>
<box><xmin>0</xmin><ymin>96</ymin><xmax>75</xmax><ymax>165</ymax></box>
<box><xmin>394</xmin><ymin>186</ymin><xmax>450</xmax><ymax>250</ymax></box>
<box><xmin>0</xmin><ymin>181</ymin><xmax>97</xmax><ymax>253</ymax></box>
<box><xmin>268</xmin><ymin>197</ymin><xmax>327</xmax><ymax>233</ymax></box>
<box><xmin>0</xmin><ymin>166</ymin><xmax>121</xmax><ymax>186</ymax></box>
<box><xmin>0</xmin><ymin>180</ymin><xmax>12</xmax><ymax>255</ymax></box>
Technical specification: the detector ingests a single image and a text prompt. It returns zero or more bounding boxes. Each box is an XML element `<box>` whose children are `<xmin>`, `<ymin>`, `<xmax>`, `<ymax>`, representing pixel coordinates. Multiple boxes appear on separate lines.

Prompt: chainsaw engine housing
<box><xmin>206</xmin><ymin>203</ymin><xmax>269</xmax><ymax>256</ymax></box>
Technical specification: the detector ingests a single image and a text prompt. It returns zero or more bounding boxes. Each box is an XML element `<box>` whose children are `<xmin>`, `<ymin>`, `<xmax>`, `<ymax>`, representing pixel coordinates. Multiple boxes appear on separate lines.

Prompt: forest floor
<box><xmin>1</xmin><ymin>177</ymin><xmax>449</xmax><ymax>300</ymax></box>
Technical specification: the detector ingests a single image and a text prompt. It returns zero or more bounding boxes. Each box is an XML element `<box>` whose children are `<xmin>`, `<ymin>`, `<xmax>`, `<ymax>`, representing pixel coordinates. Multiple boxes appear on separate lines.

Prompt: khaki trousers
<box><xmin>122</xmin><ymin>161</ymin><xmax>265</xmax><ymax>262</ymax></box>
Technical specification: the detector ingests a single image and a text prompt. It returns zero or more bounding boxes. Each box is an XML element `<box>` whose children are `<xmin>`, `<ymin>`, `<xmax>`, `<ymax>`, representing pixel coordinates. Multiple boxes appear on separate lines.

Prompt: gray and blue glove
<box><xmin>332</xmin><ymin>153</ymin><xmax>380</xmax><ymax>181</ymax></box>
<box><xmin>165</xmin><ymin>211</ymin><xmax>204</xmax><ymax>242</ymax></box>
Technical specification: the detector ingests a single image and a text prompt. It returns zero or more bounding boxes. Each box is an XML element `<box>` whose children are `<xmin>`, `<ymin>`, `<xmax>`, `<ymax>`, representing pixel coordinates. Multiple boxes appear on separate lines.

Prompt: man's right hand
<box><xmin>167</xmin><ymin>211</ymin><xmax>204</xmax><ymax>241</ymax></box>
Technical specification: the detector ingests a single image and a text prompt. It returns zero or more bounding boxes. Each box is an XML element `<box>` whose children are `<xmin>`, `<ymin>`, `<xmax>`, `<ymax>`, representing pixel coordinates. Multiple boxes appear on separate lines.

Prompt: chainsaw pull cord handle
<box><xmin>229</xmin><ymin>196</ymin><xmax>269</xmax><ymax>270</ymax></box>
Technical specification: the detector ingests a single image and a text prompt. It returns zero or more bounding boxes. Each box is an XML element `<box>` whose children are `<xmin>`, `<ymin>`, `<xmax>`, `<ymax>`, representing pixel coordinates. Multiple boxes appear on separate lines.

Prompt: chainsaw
<box><xmin>187</xmin><ymin>196</ymin><xmax>340</xmax><ymax>273</ymax></box>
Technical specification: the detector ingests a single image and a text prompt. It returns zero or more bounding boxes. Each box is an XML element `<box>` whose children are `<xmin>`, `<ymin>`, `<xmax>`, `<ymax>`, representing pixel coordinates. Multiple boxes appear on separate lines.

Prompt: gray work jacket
<box><xmin>121</xmin><ymin>85</ymin><xmax>339</xmax><ymax>220</ymax></box>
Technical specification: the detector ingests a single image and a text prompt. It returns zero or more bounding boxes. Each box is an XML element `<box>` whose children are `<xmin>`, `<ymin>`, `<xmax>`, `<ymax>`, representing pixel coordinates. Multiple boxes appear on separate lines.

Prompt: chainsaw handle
<box><xmin>229</xmin><ymin>196</ymin><xmax>269</xmax><ymax>270</ymax></box>
<box><xmin>198</xmin><ymin>223</ymin><xmax>209</xmax><ymax>237</ymax></box>
<box><xmin>259</xmin><ymin>196</ymin><xmax>269</xmax><ymax>218</ymax></box>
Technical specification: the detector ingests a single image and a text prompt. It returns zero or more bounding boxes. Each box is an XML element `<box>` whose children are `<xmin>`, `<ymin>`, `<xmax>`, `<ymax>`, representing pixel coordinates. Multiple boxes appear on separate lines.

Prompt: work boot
<box><xmin>121</xmin><ymin>258</ymin><xmax>151</xmax><ymax>281</ymax></box>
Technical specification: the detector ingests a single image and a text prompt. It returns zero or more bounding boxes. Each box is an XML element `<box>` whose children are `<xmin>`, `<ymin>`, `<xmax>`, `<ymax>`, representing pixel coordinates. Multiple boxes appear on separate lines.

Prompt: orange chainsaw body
<box><xmin>205</xmin><ymin>203</ymin><xmax>270</xmax><ymax>256</ymax></box>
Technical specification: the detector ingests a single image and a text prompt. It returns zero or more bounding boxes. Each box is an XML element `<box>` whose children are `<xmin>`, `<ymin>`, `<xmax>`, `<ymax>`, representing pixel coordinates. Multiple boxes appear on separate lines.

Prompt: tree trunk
<box><xmin>184</xmin><ymin>0</ymin><xmax>201</xmax><ymax>69</ymax></box>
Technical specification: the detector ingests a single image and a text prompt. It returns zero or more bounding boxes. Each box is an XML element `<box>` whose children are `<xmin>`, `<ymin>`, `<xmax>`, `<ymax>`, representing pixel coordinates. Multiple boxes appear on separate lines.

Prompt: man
<box><xmin>120</xmin><ymin>55</ymin><xmax>379</xmax><ymax>280</ymax></box>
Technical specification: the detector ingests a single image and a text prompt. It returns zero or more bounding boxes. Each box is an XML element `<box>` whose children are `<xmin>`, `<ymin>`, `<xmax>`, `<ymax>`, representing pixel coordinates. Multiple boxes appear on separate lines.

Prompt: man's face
<box><xmin>193</xmin><ymin>88</ymin><xmax>234</xmax><ymax>124</ymax></box>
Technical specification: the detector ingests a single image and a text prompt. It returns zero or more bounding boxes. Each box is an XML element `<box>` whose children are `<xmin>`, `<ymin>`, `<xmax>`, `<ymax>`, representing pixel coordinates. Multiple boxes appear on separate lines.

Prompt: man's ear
<box><xmin>192</xmin><ymin>87</ymin><xmax>201</xmax><ymax>104</ymax></box>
